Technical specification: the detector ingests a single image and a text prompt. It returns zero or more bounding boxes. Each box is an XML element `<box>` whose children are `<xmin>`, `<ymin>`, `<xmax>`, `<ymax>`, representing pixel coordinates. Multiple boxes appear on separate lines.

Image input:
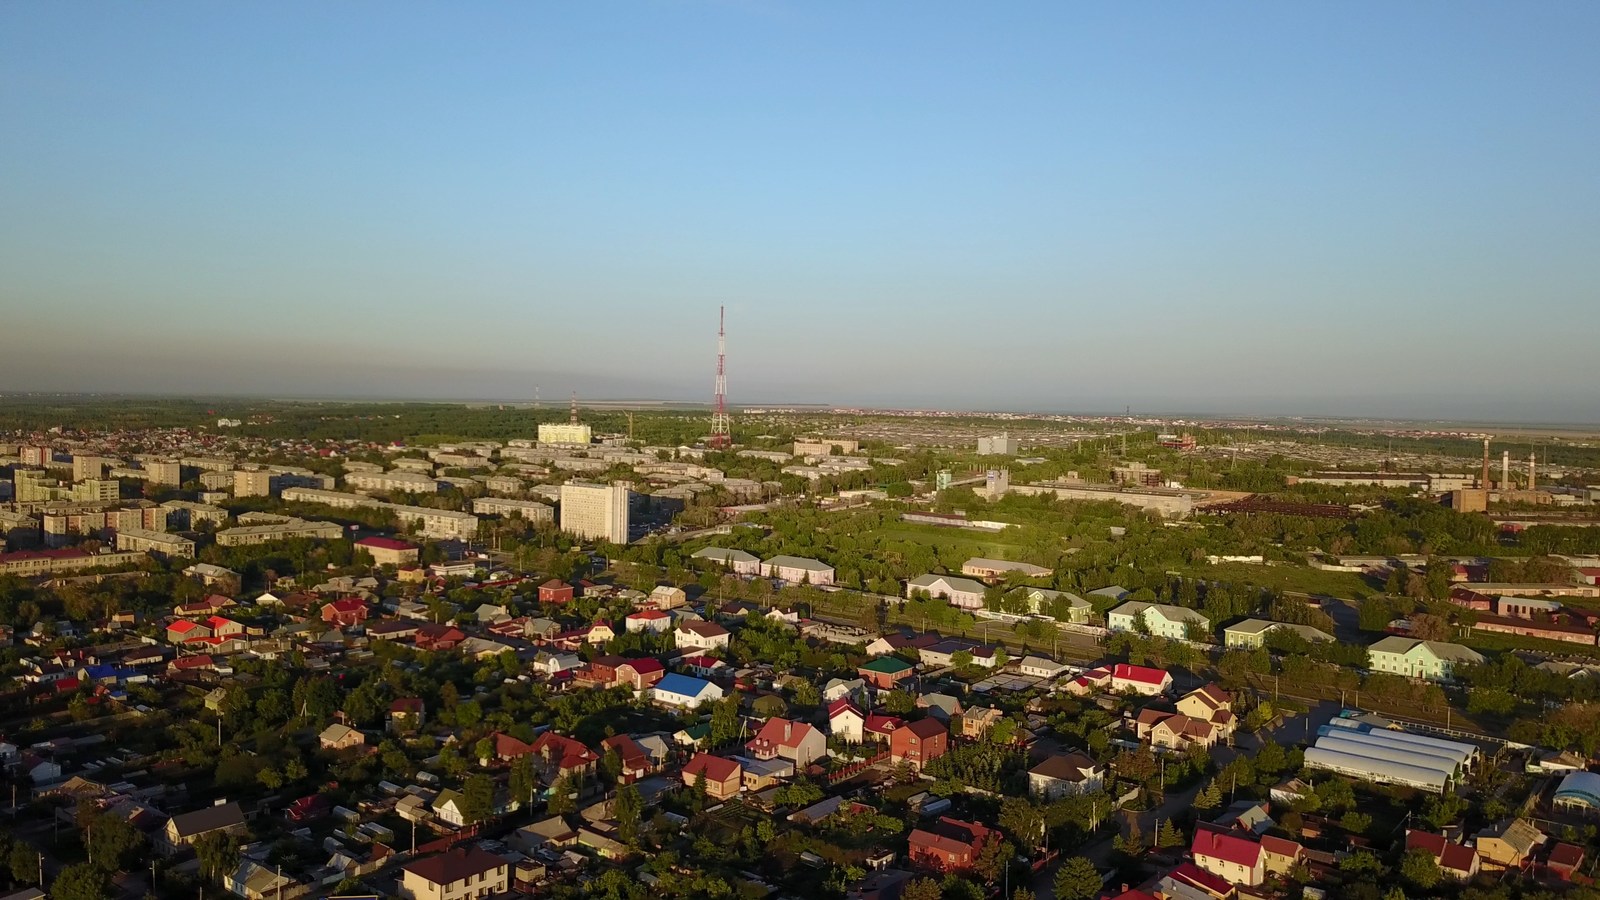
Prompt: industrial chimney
<box><xmin>1481</xmin><ymin>438</ymin><xmax>1491</xmax><ymax>490</ymax></box>
<box><xmin>1529</xmin><ymin>452</ymin><xmax>1537</xmax><ymax>491</ymax></box>
<box><xmin>1502</xmin><ymin>451</ymin><xmax>1510</xmax><ymax>489</ymax></box>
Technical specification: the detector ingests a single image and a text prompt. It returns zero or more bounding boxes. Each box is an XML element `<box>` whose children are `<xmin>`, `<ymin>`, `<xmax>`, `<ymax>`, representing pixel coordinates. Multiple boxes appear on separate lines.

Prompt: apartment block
<box><xmin>345</xmin><ymin>471</ymin><xmax>440</xmax><ymax>494</ymax></box>
<box><xmin>216</xmin><ymin>518</ymin><xmax>344</xmax><ymax>547</ymax></box>
<box><xmin>559</xmin><ymin>481</ymin><xmax>630</xmax><ymax>544</ymax></box>
<box><xmin>116</xmin><ymin>528</ymin><xmax>196</xmax><ymax>558</ymax></box>
<box><xmin>538</xmin><ymin>423</ymin><xmax>593</xmax><ymax>445</ymax></box>
<box><xmin>471</xmin><ymin>497</ymin><xmax>555</xmax><ymax>523</ymax></box>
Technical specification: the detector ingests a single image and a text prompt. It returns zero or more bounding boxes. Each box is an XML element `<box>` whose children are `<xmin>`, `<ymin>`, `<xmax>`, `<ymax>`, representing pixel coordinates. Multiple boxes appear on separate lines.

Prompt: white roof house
<box><xmin>905</xmin><ymin>574</ymin><xmax>987</xmax><ymax>610</ymax></box>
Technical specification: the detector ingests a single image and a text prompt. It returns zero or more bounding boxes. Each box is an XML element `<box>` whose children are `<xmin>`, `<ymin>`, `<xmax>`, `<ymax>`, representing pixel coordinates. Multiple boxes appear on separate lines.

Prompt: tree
<box><xmin>548</xmin><ymin>773</ymin><xmax>577</xmax><ymax>815</ymax></box>
<box><xmin>510</xmin><ymin>754</ymin><xmax>536</xmax><ymax>807</ymax></box>
<box><xmin>973</xmin><ymin>839</ymin><xmax>1015</xmax><ymax>885</ymax></box>
<box><xmin>194</xmin><ymin>831</ymin><xmax>241</xmax><ymax>882</ymax></box>
<box><xmin>463</xmin><ymin>774</ymin><xmax>495</xmax><ymax>824</ymax></box>
<box><xmin>49</xmin><ymin>863</ymin><xmax>108</xmax><ymax>900</ymax></box>
<box><xmin>1053</xmin><ymin>856</ymin><xmax>1102</xmax><ymax>900</ymax></box>
<box><xmin>1012</xmin><ymin>890</ymin><xmax>1036</xmax><ymax>900</ymax></box>
<box><xmin>8</xmin><ymin>841</ymin><xmax>37</xmax><ymax>885</ymax></box>
<box><xmin>709</xmin><ymin>695</ymin><xmax>742</xmax><ymax>745</ymax></box>
<box><xmin>616</xmin><ymin>784</ymin><xmax>643</xmax><ymax>845</ymax></box>
<box><xmin>84</xmin><ymin>812</ymin><xmax>144</xmax><ymax>871</ymax></box>
<box><xmin>902</xmin><ymin>878</ymin><xmax>944</xmax><ymax>900</ymax></box>
<box><xmin>1399</xmin><ymin>848</ymin><xmax>1441</xmax><ymax>890</ymax></box>
<box><xmin>1194</xmin><ymin>781</ymin><xmax>1222</xmax><ymax>810</ymax></box>
<box><xmin>1156</xmin><ymin>818</ymin><xmax>1184</xmax><ymax>848</ymax></box>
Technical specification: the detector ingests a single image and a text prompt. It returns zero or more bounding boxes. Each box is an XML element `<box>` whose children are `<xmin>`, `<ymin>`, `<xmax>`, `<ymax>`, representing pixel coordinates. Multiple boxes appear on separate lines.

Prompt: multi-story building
<box><xmin>471</xmin><ymin>497</ymin><xmax>555</xmax><ymax>523</ymax></box>
<box><xmin>198</xmin><ymin>471</ymin><xmax>233</xmax><ymax>491</ymax></box>
<box><xmin>761</xmin><ymin>555</ymin><xmax>835</xmax><ymax>586</ymax></box>
<box><xmin>538</xmin><ymin>423</ymin><xmax>593</xmax><ymax>445</ymax></box>
<box><xmin>1107</xmin><ymin>601</ymin><xmax>1211</xmax><ymax>640</ymax></box>
<box><xmin>793</xmin><ymin>438</ymin><xmax>859</xmax><ymax>456</ymax></box>
<box><xmin>144</xmin><ymin>460</ymin><xmax>183</xmax><ymax>486</ymax></box>
<box><xmin>1368</xmin><ymin>636</ymin><xmax>1485</xmax><ymax>682</ymax></box>
<box><xmin>72</xmin><ymin>455</ymin><xmax>112</xmax><ymax>481</ymax></box>
<box><xmin>345</xmin><ymin>471</ymin><xmax>440</xmax><ymax>495</ymax></box>
<box><xmin>0</xmin><ymin>548</ymin><xmax>146</xmax><ymax>576</ymax></box>
<box><xmin>233</xmin><ymin>470</ymin><xmax>275</xmax><ymax>498</ymax></box>
<box><xmin>116</xmin><ymin>528</ymin><xmax>196</xmax><ymax>558</ymax></box>
<box><xmin>559</xmin><ymin>481</ymin><xmax>630</xmax><ymax>544</ymax></box>
<box><xmin>18</xmin><ymin>446</ymin><xmax>52</xmax><ymax>466</ymax></box>
<box><xmin>42</xmin><ymin>503</ymin><xmax>167</xmax><ymax>547</ymax></box>
<box><xmin>276</xmin><ymin>488</ymin><xmax>478</xmax><ymax>539</ymax></box>
<box><xmin>976</xmin><ymin>433</ymin><xmax>1020</xmax><ymax>456</ymax></box>
<box><xmin>161</xmin><ymin>500</ymin><xmax>229</xmax><ymax>530</ymax></box>
<box><xmin>906</xmin><ymin>574</ymin><xmax>987</xmax><ymax>610</ymax></box>
<box><xmin>216</xmin><ymin>518</ymin><xmax>344</xmax><ymax>547</ymax></box>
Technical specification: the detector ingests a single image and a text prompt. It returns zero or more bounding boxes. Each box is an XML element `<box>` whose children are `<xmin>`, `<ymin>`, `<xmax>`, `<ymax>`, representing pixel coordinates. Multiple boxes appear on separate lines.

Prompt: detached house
<box><xmin>858</xmin><ymin>656</ymin><xmax>916</xmax><ymax>690</ymax></box>
<box><xmin>388</xmin><ymin>698</ymin><xmax>425</xmax><ymax>732</ymax></box>
<box><xmin>890</xmin><ymin>718</ymin><xmax>948</xmax><ymax>771</ymax></box>
<box><xmin>1369</xmin><ymin>637</ymin><xmax>1486</xmax><ymax>682</ymax></box>
<box><xmin>1191</xmin><ymin>828</ymin><xmax>1265</xmax><ymax>886</ymax></box>
<box><xmin>1406</xmin><ymin>829</ymin><xmax>1481</xmax><ymax>880</ymax></box>
<box><xmin>615</xmin><ymin>658</ymin><xmax>665</xmax><ymax>691</ymax></box>
<box><xmin>625</xmin><ymin>609</ymin><xmax>672</xmax><ymax>634</ymax></box>
<box><xmin>162</xmin><ymin>802</ymin><xmax>247</xmax><ymax>853</ymax></box>
<box><xmin>907</xmin><ymin>817</ymin><xmax>996</xmax><ymax>873</ymax></box>
<box><xmin>320</xmin><ymin>598</ymin><xmax>368</xmax><ymax>628</ymax></box>
<box><xmin>398</xmin><ymin>847</ymin><xmax>508</xmax><ymax>900</ymax></box>
<box><xmin>1028</xmin><ymin>752</ymin><xmax>1105</xmax><ymax>800</ymax></box>
<box><xmin>829</xmin><ymin>699</ymin><xmax>866</xmax><ymax>743</ymax></box>
<box><xmin>905</xmin><ymin>574</ymin><xmax>987</xmax><ymax>610</ymax></box>
<box><xmin>528</xmin><ymin>732</ymin><xmax>599</xmax><ymax>783</ymax></box>
<box><xmin>1107</xmin><ymin>601</ymin><xmax>1210</xmax><ymax>641</ymax></box>
<box><xmin>682</xmin><ymin>753</ymin><xmax>742</xmax><ymax>801</ymax></box>
<box><xmin>745</xmin><ymin>717</ymin><xmax>826</xmax><ymax>768</ymax></box>
<box><xmin>676</xmin><ymin>621</ymin><xmax>731</xmax><ymax>652</ymax></box>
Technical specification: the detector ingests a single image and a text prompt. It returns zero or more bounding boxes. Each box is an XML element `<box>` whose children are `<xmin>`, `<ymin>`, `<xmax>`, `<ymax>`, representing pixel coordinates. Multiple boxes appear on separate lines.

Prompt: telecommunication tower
<box><xmin>569</xmin><ymin>392</ymin><xmax>578</xmax><ymax>425</ymax></box>
<box><xmin>710</xmin><ymin>306</ymin><xmax>730</xmax><ymax>448</ymax></box>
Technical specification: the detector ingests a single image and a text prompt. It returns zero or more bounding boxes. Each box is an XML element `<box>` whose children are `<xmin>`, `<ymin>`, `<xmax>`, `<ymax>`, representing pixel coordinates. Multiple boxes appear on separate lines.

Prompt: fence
<box><xmin>828</xmin><ymin>751</ymin><xmax>889</xmax><ymax>784</ymax></box>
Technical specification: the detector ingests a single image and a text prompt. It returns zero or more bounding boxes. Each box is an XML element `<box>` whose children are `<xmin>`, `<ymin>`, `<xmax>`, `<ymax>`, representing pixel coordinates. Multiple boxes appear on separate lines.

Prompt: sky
<box><xmin>2</xmin><ymin>2</ymin><xmax>1598</xmax><ymax>422</ymax></box>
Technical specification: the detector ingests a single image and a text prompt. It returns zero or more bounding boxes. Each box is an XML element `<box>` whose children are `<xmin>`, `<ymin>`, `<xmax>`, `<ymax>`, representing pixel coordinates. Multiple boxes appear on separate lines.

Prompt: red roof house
<box><xmin>538</xmin><ymin>580</ymin><xmax>575</xmax><ymax>604</ymax></box>
<box><xmin>1191</xmin><ymin>828</ymin><xmax>1265</xmax><ymax>886</ymax></box>
<box><xmin>907</xmin><ymin>817</ymin><xmax>996</xmax><ymax>872</ymax></box>
<box><xmin>890</xmin><ymin>718</ymin><xmax>948</xmax><ymax>770</ymax></box>
<box><xmin>320</xmin><ymin>598</ymin><xmax>369</xmax><ymax>628</ymax></box>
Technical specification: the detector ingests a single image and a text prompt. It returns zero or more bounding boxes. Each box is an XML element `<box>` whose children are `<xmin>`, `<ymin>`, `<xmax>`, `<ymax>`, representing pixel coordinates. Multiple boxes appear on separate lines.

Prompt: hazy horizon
<box><xmin>4</xmin><ymin>3</ymin><xmax>1597</xmax><ymax>423</ymax></box>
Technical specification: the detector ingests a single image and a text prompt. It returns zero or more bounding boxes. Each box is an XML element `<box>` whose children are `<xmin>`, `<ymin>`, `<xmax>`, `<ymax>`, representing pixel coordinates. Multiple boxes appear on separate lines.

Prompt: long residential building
<box><xmin>471</xmin><ymin>497</ymin><xmax>555</xmax><ymax>523</ymax></box>
<box><xmin>216</xmin><ymin>518</ymin><xmax>345</xmax><ymax>547</ymax></box>
<box><xmin>277</xmin><ymin>488</ymin><xmax>480</xmax><ymax>539</ymax></box>
<box><xmin>344</xmin><ymin>471</ymin><xmax>441</xmax><ymax>495</ymax></box>
<box><xmin>42</xmin><ymin>503</ymin><xmax>168</xmax><ymax>547</ymax></box>
<box><xmin>116</xmin><ymin>528</ymin><xmax>196</xmax><ymax>557</ymax></box>
<box><xmin>0</xmin><ymin>548</ymin><xmax>147</xmax><ymax>576</ymax></box>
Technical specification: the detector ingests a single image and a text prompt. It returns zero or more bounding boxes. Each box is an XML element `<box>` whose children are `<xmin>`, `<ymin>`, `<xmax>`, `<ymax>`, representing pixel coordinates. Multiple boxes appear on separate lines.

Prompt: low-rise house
<box><xmin>625</xmin><ymin>609</ymin><xmax>673</xmax><ymax>634</ymax></box>
<box><xmin>905</xmin><ymin>574</ymin><xmax>987</xmax><ymax>610</ymax></box>
<box><xmin>1191</xmin><ymin>828</ymin><xmax>1265</xmax><ymax>886</ymax></box>
<box><xmin>1027</xmin><ymin>752</ymin><xmax>1105</xmax><ymax>799</ymax></box>
<box><xmin>529</xmin><ymin>732</ymin><xmax>600</xmax><ymax>783</ymax></box>
<box><xmin>956</xmin><ymin>706</ymin><xmax>1003</xmax><ymax>739</ymax></box>
<box><xmin>600</xmin><ymin>734</ymin><xmax>656</xmax><ymax>783</ymax></box>
<box><xmin>226</xmin><ymin>859</ymin><xmax>310</xmax><ymax>900</ymax></box>
<box><xmin>1261</xmin><ymin>834</ymin><xmax>1304</xmax><ymax>877</ymax></box>
<box><xmin>389</xmin><ymin>698</ymin><xmax>425</xmax><ymax>732</ymax></box>
<box><xmin>1018</xmin><ymin>655</ymin><xmax>1070</xmax><ymax>679</ymax></box>
<box><xmin>918</xmin><ymin>692</ymin><xmax>963</xmax><ymax>722</ymax></box>
<box><xmin>1547</xmin><ymin>843</ymin><xmax>1585</xmax><ymax>881</ymax></box>
<box><xmin>690</xmin><ymin>547</ymin><xmax>762</xmax><ymax>575</ymax></box>
<box><xmin>907</xmin><ymin>817</ymin><xmax>996</xmax><ymax>873</ymax></box>
<box><xmin>1014</xmin><ymin>587</ymin><xmax>1092</xmax><ymax>622</ymax></box>
<box><xmin>745</xmin><ymin>717</ymin><xmax>827</xmax><ymax>768</ymax></box>
<box><xmin>651</xmin><ymin>673</ymin><xmax>725</xmax><ymax>709</ymax></box>
<box><xmin>538</xmin><ymin>580</ymin><xmax>575</xmax><ymax>604</ymax></box>
<box><xmin>354</xmin><ymin>535</ymin><xmax>419</xmax><ymax>567</ymax></box>
<box><xmin>511</xmin><ymin>816</ymin><xmax>579</xmax><ymax>854</ymax></box>
<box><xmin>829</xmin><ymin>699</ymin><xmax>866</xmax><ymax>743</ymax></box>
<box><xmin>1069</xmin><ymin>663</ymin><xmax>1171</xmax><ymax>696</ymax></box>
<box><xmin>857</xmin><ymin>656</ymin><xmax>916</xmax><ymax>690</ymax></box>
<box><xmin>531</xmin><ymin>651</ymin><xmax>582</xmax><ymax>676</ymax></box>
<box><xmin>398</xmin><ymin>847</ymin><xmax>509</xmax><ymax>900</ymax></box>
<box><xmin>1369</xmin><ymin>636</ymin><xmax>1486</xmax><ymax>682</ymax></box>
<box><xmin>1222</xmin><ymin>618</ymin><xmax>1336</xmax><ymax>649</ymax></box>
<box><xmin>823</xmin><ymin>677</ymin><xmax>868</xmax><ymax>705</ymax></box>
<box><xmin>320</xmin><ymin>598</ymin><xmax>369</xmax><ymax>628</ymax></box>
<box><xmin>615</xmin><ymin>658</ymin><xmax>665</xmax><ymax>691</ymax></box>
<box><xmin>648</xmin><ymin>585</ymin><xmax>688</xmax><ymax>610</ymax></box>
<box><xmin>682</xmin><ymin>753</ymin><xmax>742</xmax><ymax>801</ymax></box>
<box><xmin>889</xmin><ymin>718</ymin><xmax>948</xmax><ymax>771</ymax></box>
<box><xmin>675</xmin><ymin>621</ymin><xmax>731</xmax><ymax>652</ymax></box>
<box><xmin>1107</xmin><ymin>601</ymin><xmax>1210</xmax><ymax>640</ymax></box>
<box><xmin>162</xmin><ymin>802</ymin><xmax>247</xmax><ymax>853</ymax></box>
<box><xmin>1474</xmin><ymin>818</ymin><xmax>1544</xmax><ymax>870</ymax></box>
<box><xmin>414</xmin><ymin>624</ymin><xmax>466</xmax><ymax>652</ymax></box>
<box><xmin>761</xmin><ymin>555</ymin><xmax>835</xmax><ymax>586</ymax></box>
<box><xmin>432</xmin><ymin>789</ymin><xmax>469</xmax><ymax>827</ymax></box>
<box><xmin>961</xmin><ymin>557</ymin><xmax>1051</xmax><ymax>581</ymax></box>
<box><xmin>319</xmin><ymin>723</ymin><xmax>365</xmax><ymax>751</ymax></box>
<box><xmin>1406</xmin><ymin>829</ymin><xmax>1481</xmax><ymax>880</ymax></box>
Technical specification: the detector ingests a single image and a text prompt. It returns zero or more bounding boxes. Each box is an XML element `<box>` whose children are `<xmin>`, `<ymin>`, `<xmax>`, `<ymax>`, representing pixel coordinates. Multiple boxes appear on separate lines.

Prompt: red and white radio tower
<box><xmin>710</xmin><ymin>306</ymin><xmax>730</xmax><ymax>448</ymax></box>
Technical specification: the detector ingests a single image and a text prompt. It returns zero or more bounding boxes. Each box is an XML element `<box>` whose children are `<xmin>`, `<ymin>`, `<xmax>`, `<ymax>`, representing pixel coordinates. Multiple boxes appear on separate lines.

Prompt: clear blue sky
<box><xmin>3</xmin><ymin>2</ymin><xmax>1597</xmax><ymax>421</ymax></box>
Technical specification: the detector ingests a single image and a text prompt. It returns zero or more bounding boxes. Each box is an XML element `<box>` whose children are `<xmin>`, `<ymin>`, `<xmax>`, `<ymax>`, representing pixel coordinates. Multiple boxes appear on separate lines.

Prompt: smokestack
<box><xmin>1502</xmin><ymin>451</ymin><xmax>1510</xmax><ymax>489</ymax></box>
<box><xmin>1529</xmin><ymin>453</ymin><xmax>1537</xmax><ymax>491</ymax></box>
<box><xmin>1481</xmin><ymin>438</ymin><xmax>1490</xmax><ymax>490</ymax></box>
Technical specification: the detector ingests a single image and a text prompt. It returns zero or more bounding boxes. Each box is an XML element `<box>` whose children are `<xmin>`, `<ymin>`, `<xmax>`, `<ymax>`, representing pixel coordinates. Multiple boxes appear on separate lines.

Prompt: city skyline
<box><xmin>3</xmin><ymin>3</ymin><xmax>1598</xmax><ymax>422</ymax></box>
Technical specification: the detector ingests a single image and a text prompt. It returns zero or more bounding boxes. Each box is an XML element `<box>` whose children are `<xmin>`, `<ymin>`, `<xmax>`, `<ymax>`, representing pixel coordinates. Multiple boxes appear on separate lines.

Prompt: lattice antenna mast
<box><xmin>569</xmin><ymin>392</ymin><xmax>578</xmax><ymax>425</ymax></box>
<box><xmin>711</xmin><ymin>306</ymin><xmax>730</xmax><ymax>448</ymax></box>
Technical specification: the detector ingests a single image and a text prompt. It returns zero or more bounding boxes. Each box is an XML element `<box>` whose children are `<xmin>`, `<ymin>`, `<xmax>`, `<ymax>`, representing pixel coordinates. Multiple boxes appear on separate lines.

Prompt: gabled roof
<box><xmin>1406</xmin><ymin>829</ymin><xmax>1478</xmax><ymax>873</ymax></box>
<box><xmin>1190</xmin><ymin>828</ymin><xmax>1262</xmax><ymax>869</ymax></box>
<box><xmin>1029</xmin><ymin>752</ymin><xmax>1100</xmax><ymax>781</ymax></box>
<box><xmin>682</xmin><ymin>753</ymin><xmax>740</xmax><ymax>782</ymax></box>
<box><xmin>901</xmin><ymin>718</ymin><xmax>946</xmax><ymax>740</ymax></box>
<box><xmin>169</xmin><ymin>801</ymin><xmax>245</xmax><ymax>838</ymax></box>
<box><xmin>1112</xmin><ymin>663</ymin><xmax>1169</xmax><ymax>685</ymax></box>
<box><xmin>617</xmin><ymin>657</ymin><xmax>664</xmax><ymax>675</ymax></box>
<box><xmin>401</xmin><ymin>847</ymin><xmax>505</xmax><ymax>886</ymax></box>
<box><xmin>354</xmin><ymin>536</ymin><xmax>416</xmax><ymax>551</ymax></box>
<box><xmin>859</xmin><ymin>656</ymin><xmax>915</xmax><ymax>675</ymax></box>
<box><xmin>828</xmin><ymin>698</ymin><xmax>864</xmax><ymax>719</ymax></box>
<box><xmin>655</xmin><ymin>673</ymin><xmax>716</xmax><ymax>698</ymax></box>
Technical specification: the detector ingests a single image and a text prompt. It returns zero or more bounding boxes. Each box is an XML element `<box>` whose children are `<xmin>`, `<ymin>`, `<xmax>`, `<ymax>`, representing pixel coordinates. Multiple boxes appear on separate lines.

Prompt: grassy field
<box><xmin>1178</xmin><ymin>562</ymin><xmax>1375</xmax><ymax>600</ymax></box>
<box><xmin>1458</xmin><ymin>628</ymin><xmax>1600</xmax><ymax>660</ymax></box>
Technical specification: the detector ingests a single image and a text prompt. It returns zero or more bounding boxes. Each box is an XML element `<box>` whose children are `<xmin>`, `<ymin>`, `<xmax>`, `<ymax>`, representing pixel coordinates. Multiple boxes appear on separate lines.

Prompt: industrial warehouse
<box><xmin>1303</xmin><ymin>717</ymin><xmax>1481</xmax><ymax>794</ymax></box>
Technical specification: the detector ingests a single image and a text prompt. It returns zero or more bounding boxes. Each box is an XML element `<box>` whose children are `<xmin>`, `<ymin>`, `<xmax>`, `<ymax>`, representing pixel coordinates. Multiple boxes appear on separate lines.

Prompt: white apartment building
<box><xmin>277</xmin><ymin>488</ymin><xmax>480</xmax><ymax>540</ymax></box>
<box><xmin>559</xmin><ymin>481</ymin><xmax>630</xmax><ymax>544</ymax></box>
<box><xmin>538</xmin><ymin>423</ymin><xmax>593</xmax><ymax>445</ymax></box>
<box><xmin>470</xmin><ymin>497</ymin><xmax>554</xmax><ymax>523</ymax></box>
<box><xmin>345</xmin><ymin>471</ymin><xmax>441</xmax><ymax>494</ymax></box>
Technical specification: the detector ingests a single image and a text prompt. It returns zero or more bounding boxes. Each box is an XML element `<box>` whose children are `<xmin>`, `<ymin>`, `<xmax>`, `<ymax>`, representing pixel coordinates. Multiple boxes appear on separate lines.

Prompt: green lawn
<box><xmin>1459</xmin><ymin>629</ymin><xmax>1600</xmax><ymax>659</ymax></box>
<box><xmin>1178</xmin><ymin>562</ymin><xmax>1374</xmax><ymax>600</ymax></box>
